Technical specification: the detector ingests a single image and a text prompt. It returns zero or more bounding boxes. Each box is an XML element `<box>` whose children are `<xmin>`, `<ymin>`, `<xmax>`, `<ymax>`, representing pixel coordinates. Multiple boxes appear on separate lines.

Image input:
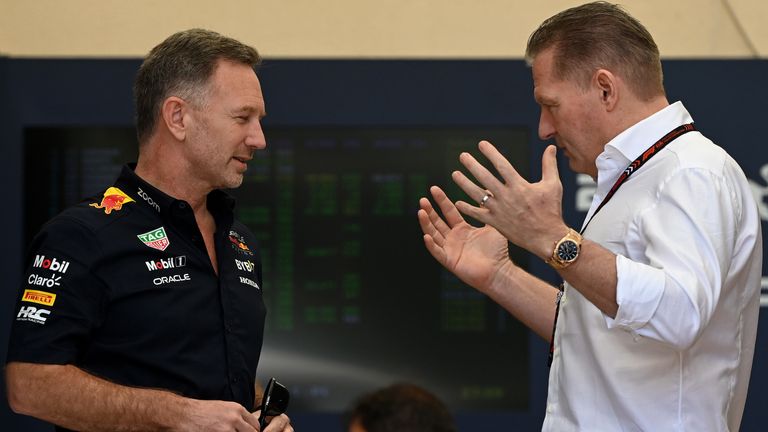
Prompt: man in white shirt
<box><xmin>417</xmin><ymin>2</ymin><xmax>762</xmax><ymax>430</ymax></box>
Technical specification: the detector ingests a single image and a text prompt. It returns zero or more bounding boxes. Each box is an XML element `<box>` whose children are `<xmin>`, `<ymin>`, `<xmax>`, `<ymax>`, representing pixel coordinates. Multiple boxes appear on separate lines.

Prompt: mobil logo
<box><xmin>32</xmin><ymin>255</ymin><xmax>70</xmax><ymax>274</ymax></box>
<box><xmin>145</xmin><ymin>256</ymin><xmax>187</xmax><ymax>271</ymax></box>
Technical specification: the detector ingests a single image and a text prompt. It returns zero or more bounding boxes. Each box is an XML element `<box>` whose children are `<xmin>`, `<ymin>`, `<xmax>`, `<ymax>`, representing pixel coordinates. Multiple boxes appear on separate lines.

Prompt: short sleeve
<box><xmin>6</xmin><ymin>216</ymin><xmax>107</xmax><ymax>365</ymax></box>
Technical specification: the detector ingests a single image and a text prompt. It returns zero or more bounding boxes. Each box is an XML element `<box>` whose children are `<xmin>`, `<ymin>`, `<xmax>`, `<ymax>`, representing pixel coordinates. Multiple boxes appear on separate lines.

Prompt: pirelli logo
<box><xmin>22</xmin><ymin>289</ymin><xmax>56</xmax><ymax>307</ymax></box>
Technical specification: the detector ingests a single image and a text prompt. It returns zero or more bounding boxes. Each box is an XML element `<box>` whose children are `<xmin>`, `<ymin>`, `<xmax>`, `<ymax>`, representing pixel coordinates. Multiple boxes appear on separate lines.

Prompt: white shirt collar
<box><xmin>594</xmin><ymin>101</ymin><xmax>694</xmax><ymax>194</ymax></box>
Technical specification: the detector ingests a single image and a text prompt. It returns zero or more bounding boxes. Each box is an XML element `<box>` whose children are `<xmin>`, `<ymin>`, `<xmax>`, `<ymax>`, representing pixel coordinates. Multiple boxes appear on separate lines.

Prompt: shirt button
<box><xmin>177</xmin><ymin>202</ymin><xmax>187</xmax><ymax>210</ymax></box>
<box><xmin>231</xmin><ymin>376</ymin><xmax>239</xmax><ymax>383</ymax></box>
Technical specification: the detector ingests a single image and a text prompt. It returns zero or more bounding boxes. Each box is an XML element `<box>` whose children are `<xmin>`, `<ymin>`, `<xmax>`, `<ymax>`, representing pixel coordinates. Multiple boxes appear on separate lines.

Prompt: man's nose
<box><xmin>246</xmin><ymin>120</ymin><xmax>267</xmax><ymax>150</ymax></box>
<box><xmin>538</xmin><ymin>110</ymin><xmax>555</xmax><ymax>141</ymax></box>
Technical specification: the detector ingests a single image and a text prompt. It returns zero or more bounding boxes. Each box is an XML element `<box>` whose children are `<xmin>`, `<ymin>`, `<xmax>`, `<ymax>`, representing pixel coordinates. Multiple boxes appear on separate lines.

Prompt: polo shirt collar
<box><xmin>113</xmin><ymin>164</ymin><xmax>236</xmax><ymax>218</ymax></box>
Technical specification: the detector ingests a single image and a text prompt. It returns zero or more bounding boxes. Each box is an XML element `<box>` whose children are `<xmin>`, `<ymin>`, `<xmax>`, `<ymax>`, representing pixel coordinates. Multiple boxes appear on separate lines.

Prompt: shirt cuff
<box><xmin>605</xmin><ymin>254</ymin><xmax>665</xmax><ymax>331</ymax></box>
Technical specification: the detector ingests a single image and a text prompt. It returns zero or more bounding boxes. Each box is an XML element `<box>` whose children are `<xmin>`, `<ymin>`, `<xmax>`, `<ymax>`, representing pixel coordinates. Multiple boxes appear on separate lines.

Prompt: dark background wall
<box><xmin>1</xmin><ymin>59</ymin><xmax>766</xmax><ymax>431</ymax></box>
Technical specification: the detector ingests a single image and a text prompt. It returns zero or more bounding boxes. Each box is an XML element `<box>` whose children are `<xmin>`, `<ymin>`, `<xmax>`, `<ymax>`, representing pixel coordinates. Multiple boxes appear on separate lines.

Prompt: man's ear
<box><xmin>160</xmin><ymin>96</ymin><xmax>188</xmax><ymax>141</ymax></box>
<box><xmin>594</xmin><ymin>69</ymin><xmax>619</xmax><ymax>111</ymax></box>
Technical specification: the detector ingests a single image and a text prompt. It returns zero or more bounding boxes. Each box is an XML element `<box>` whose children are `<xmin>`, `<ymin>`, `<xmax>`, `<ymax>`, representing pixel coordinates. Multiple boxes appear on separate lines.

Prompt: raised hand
<box><xmin>452</xmin><ymin>142</ymin><xmax>569</xmax><ymax>259</ymax></box>
<box><xmin>418</xmin><ymin>185</ymin><xmax>514</xmax><ymax>293</ymax></box>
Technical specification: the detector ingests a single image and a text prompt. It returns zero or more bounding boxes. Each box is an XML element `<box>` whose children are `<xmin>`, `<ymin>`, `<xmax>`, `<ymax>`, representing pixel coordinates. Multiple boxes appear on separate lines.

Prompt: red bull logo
<box><xmin>90</xmin><ymin>187</ymin><xmax>135</xmax><ymax>214</ymax></box>
<box><xmin>229</xmin><ymin>230</ymin><xmax>254</xmax><ymax>256</ymax></box>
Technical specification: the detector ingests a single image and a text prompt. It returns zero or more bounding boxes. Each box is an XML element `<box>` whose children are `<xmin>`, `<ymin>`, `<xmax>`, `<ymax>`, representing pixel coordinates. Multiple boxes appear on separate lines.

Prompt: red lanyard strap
<box><xmin>580</xmin><ymin>123</ymin><xmax>696</xmax><ymax>234</ymax></box>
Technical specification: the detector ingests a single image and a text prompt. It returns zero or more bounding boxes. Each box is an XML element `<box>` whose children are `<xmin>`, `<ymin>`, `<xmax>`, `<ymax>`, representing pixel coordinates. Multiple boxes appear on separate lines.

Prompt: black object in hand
<box><xmin>258</xmin><ymin>377</ymin><xmax>290</xmax><ymax>430</ymax></box>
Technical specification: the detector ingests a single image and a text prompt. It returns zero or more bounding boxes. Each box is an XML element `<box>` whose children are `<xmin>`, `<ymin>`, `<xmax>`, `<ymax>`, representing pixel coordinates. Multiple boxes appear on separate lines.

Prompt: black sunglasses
<box><xmin>258</xmin><ymin>377</ymin><xmax>290</xmax><ymax>430</ymax></box>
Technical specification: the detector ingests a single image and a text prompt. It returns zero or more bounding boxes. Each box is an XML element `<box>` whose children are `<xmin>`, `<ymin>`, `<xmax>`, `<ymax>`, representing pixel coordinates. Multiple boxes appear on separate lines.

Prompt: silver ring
<box><xmin>480</xmin><ymin>193</ymin><xmax>492</xmax><ymax>207</ymax></box>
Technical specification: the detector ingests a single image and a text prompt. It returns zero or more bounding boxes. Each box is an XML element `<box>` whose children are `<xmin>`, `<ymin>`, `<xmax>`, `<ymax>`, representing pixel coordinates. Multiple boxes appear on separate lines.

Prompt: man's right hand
<box><xmin>178</xmin><ymin>399</ymin><xmax>262</xmax><ymax>431</ymax></box>
<box><xmin>418</xmin><ymin>185</ymin><xmax>515</xmax><ymax>294</ymax></box>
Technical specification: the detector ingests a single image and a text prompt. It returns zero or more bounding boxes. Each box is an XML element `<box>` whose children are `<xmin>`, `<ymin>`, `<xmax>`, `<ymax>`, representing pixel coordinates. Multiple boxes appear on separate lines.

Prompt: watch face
<box><xmin>557</xmin><ymin>240</ymin><xmax>579</xmax><ymax>262</ymax></box>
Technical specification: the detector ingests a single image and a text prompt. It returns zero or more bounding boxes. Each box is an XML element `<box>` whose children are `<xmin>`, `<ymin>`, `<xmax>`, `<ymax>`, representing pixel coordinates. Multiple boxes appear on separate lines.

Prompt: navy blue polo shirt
<box><xmin>7</xmin><ymin>164</ymin><xmax>266</xmax><ymax>414</ymax></box>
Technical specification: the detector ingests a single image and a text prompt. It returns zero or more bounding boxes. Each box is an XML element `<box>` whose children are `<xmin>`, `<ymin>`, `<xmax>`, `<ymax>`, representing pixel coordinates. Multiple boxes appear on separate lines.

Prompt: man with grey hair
<box><xmin>6</xmin><ymin>29</ymin><xmax>292</xmax><ymax>432</ymax></box>
<box><xmin>419</xmin><ymin>2</ymin><xmax>761</xmax><ymax>430</ymax></box>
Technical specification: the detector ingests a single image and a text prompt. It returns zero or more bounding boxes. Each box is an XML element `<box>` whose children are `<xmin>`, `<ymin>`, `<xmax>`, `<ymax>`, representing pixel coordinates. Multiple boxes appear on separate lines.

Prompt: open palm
<box><xmin>418</xmin><ymin>186</ymin><xmax>512</xmax><ymax>293</ymax></box>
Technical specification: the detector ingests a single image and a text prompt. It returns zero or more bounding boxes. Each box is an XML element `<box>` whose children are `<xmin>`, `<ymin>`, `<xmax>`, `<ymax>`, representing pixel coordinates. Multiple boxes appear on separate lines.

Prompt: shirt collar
<box><xmin>594</xmin><ymin>101</ymin><xmax>694</xmax><ymax>192</ymax></box>
<box><xmin>113</xmin><ymin>164</ymin><xmax>236</xmax><ymax>217</ymax></box>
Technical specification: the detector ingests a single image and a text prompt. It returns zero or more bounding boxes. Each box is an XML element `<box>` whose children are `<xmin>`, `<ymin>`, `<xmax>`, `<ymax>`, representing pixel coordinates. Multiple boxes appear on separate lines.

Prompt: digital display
<box><xmin>24</xmin><ymin>126</ymin><xmax>531</xmax><ymax>413</ymax></box>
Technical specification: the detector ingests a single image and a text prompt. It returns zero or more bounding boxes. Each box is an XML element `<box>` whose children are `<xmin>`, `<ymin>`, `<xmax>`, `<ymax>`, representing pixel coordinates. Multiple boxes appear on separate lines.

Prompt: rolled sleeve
<box><xmin>605</xmin><ymin>167</ymin><xmax>736</xmax><ymax>349</ymax></box>
<box><xmin>607</xmin><ymin>254</ymin><xmax>665</xmax><ymax>332</ymax></box>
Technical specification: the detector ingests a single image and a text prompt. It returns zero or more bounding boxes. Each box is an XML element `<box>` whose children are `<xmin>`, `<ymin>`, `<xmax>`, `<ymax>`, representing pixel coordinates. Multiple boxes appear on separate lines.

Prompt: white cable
<box><xmin>720</xmin><ymin>0</ymin><xmax>759</xmax><ymax>57</ymax></box>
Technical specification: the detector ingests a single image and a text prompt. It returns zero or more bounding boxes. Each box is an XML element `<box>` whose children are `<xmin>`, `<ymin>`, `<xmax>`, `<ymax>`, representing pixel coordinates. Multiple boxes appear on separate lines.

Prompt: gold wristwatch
<box><xmin>546</xmin><ymin>228</ymin><xmax>583</xmax><ymax>269</ymax></box>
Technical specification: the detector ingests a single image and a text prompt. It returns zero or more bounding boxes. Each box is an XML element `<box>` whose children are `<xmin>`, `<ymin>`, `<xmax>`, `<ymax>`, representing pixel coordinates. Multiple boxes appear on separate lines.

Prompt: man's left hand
<box><xmin>452</xmin><ymin>142</ymin><xmax>569</xmax><ymax>259</ymax></box>
<box><xmin>253</xmin><ymin>412</ymin><xmax>293</xmax><ymax>432</ymax></box>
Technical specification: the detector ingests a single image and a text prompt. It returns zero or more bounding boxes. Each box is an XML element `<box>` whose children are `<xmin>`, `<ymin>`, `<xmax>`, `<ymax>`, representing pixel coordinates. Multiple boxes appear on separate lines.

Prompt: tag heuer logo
<box><xmin>137</xmin><ymin>227</ymin><xmax>170</xmax><ymax>251</ymax></box>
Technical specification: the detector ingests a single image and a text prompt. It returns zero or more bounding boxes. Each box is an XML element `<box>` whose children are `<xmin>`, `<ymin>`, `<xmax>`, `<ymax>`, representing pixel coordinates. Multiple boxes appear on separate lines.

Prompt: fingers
<box><xmin>421</xmin><ymin>233</ymin><xmax>447</xmax><ymax>266</ymax></box>
<box><xmin>429</xmin><ymin>186</ymin><xmax>466</xmax><ymax>227</ymax></box>
<box><xmin>458</xmin><ymin>150</ymin><xmax>503</xmax><ymax>196</ymax></box>
<box><xmin>417</xmin><ymin>209</ymin><xmax>443</xmax><ymax>245</ymax></box>
<box><xmin>241</xmin><ymin>410</ymin><xmax>260</xmax><ymax>430</ymax></box>
<box><xmin>451</xmin><ymin>171</ymin><xmax>488</xmax><ymax>210</ymax></box>
<box><xmin>263</xmin><ymin>414</ymin><xmax>293</xmax><ymax>432</ymax></box>
<box><xmin>541</xmin><ymin>144</ymin><xmax>559</xmax><ymax>182</ymax></box>
<box><xmin>243</xmin><ymin>411</ymin><xmax>259</xmax><ymax>431</ymax></box>
<box><xmin>418</xmin><ymin>198</ymin><xmax>448</xmax><ymax>245</ymax></box>
<box><xmin>477</xmin><ymin>140</ymin><xmax>525</xmax><ymax>184</ymax></box>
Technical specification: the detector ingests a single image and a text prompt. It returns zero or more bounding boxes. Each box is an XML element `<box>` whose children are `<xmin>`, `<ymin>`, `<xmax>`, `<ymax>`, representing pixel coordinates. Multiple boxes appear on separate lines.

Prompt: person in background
<box><xmin>346</xmin><ymin>383</ymin><xmax>456</xmax><ymax>432</ymax></box>
<box><xmin>418</xmin><ymin>2</ymin><xmax>761</xmax><ymax>430</ymax></box>
<box><xmin>6</xmin><ymin>29</ymin><xmax>291</xmax><ymax>432</ymax></box>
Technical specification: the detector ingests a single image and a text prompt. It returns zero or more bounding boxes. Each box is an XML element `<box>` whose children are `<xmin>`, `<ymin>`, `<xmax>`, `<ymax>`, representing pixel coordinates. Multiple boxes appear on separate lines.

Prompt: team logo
<box><xmin>90</xmin><ymin>187</ymin><xmax>135</xmax><ymax>214</ymax></box>
<box><xmin>229</xmin><ymin>231</ymin><xmax>254</xmax><ymax>256</ymax></box>
<box><xmin>17</xmin><ymin>306</ymin><xmax>51</xmax><ymax>324</ymax></box>
<box><xmin>32</xmin><ymin>255</ymin><xmax>70</xmax><ymax>274</ymax></box>
<box><xmin>145</xmin><ymin>256</ymin><xmax>187</xmax><ymax>271</ymax></box>
<box><xmin>138</xmin><ymin>227</ymin><xmax>170</xmax><ymax>251</ymax></box>
<box><xmin>22</xmin><ymin>289</ymin><xmax>56</xmax><ymax>307</ymax></box>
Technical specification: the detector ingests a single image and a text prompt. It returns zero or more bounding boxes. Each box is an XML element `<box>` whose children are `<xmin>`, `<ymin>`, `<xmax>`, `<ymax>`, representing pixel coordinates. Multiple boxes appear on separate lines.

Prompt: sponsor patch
<box><xmin>229</xmin><ymin>230</ymin><xmax>254</xmax><ymax>256</ymax></box>
<box><xmin>28</xmin><ymin>273</ymin><xmax>62</xmax><ymax>288</ymax></box>
<box><xmin>235</xmin><ymin>259</ymin><xmax>255</xmax><ymax>272</ymax></box>
<box><xmin>22</xmin><ymin>289</ymin><xmax>56</xmax><ymax>306</ymax></box>
<box><xmin>137</xmin><ymin>187</ymin><xmax>161</xmax><ymax>213</ymax></box>
<box><xmin>153</xmin><ymin>273</ymin><xmax>191</xmax><ymax>286</ymax></box>
<box><xmin>145</xmin><ymin>256</ymin><xmax>187</xmax><ymax>271</ymax></box>
<box><xmin>239</xmin><ymin>276</ymin><xmax>260</xmax><ymax>289</ymax></box>
<box><xmin>16</xmin><ymin>306</ymin><xmax>51</xmax><ymax>324</ymax></box>
<box><xmin>90</xmin><ymin>187</ymin><xmax>135</xmax><ymax>214</ymax></box>
<box><xmin>138</xmin><ymin>227</ymin><xmax>170</xmax><ymax>251</ymax></box>
<box><xmin>32</xmin><ymin>255</ymin><xmax>70</xmax><ymax>274</ymax></box>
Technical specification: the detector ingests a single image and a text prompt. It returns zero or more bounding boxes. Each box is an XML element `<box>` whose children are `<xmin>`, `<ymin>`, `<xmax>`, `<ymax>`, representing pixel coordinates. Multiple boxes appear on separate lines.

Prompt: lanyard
<box><xmin>580</xmin><ymin>123</ymin><xmax>696</xmax><ymax>234</ymax></box>
<box><xmin>547</xmin><ymin>122</ymin><xmax>696</xmax><ymax>367</ymax></box>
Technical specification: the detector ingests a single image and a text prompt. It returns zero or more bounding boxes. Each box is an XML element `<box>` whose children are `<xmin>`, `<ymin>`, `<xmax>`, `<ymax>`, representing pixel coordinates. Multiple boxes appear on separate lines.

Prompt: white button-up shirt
<box><xmin>543</xmin><ymin>102</ymin><xmax>762</xmax><ymax>431</ymax></box>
